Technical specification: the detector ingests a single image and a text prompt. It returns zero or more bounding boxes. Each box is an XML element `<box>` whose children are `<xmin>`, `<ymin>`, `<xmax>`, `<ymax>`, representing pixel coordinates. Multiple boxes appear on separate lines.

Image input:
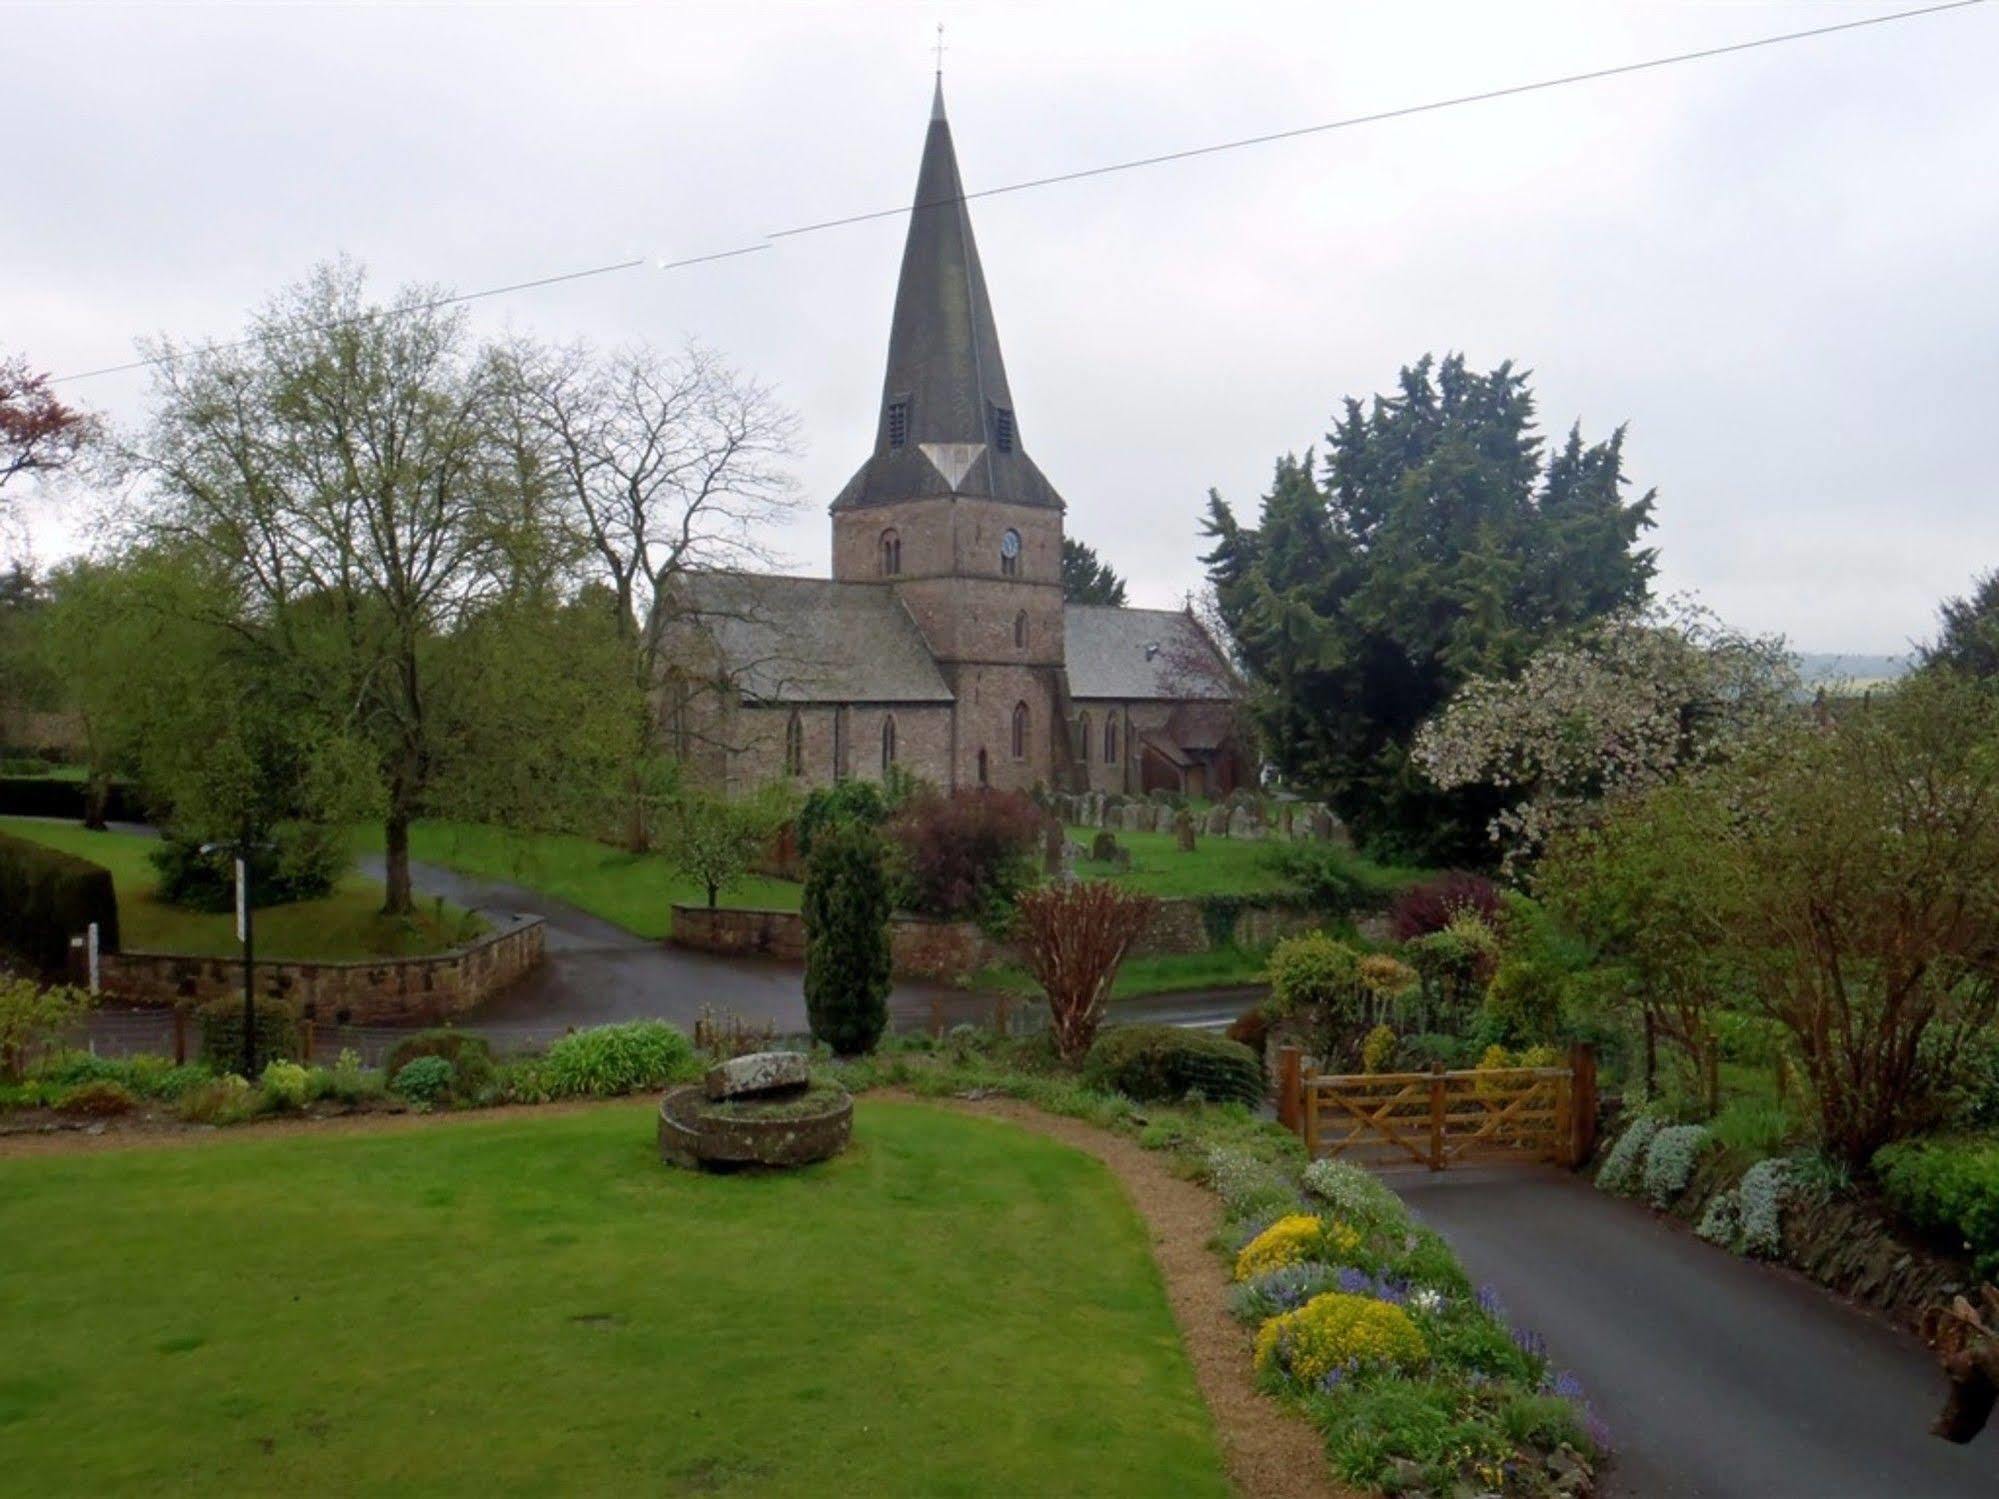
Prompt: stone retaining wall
<box><xmin>671</xmin><ymin>896</ymin><xmax>1323</xmax><ymax>983</ymax></box>
<box><xmin>83</xmin><ymin>914</ymin><xmax>546</xmax><ymax>1026</ymax></box>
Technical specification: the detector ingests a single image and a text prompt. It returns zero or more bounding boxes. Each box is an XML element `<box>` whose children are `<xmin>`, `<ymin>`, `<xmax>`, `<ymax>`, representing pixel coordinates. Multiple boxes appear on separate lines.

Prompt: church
<box><xmin>655</xmin><ymin>81</ymin><xmax>1245</xmax><ymax>799</ymax></box>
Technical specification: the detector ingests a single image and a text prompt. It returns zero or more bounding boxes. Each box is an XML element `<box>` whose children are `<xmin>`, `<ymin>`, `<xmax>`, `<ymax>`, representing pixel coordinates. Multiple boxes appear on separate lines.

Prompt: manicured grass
<box><xmin>0</xmin><ymin>1100</ymin><xmax>1229</xmax><ymax>1497</ymax></box>
<box><xmin>352</xmin><ymin>820</ymin><xmax>804</xmax><ymax>940</ymax></box>
<box><xmin>1069</xmin><ymin>824</ymin><xmax>1427</xmax><ymax>902</ymax></box>
<box><xmin>974</xmin><ymin>945</ymin><xmax>1272</xmax><ymax>1001</ymax></box>
<box><xmin>0</xmin><ymin>817</ymin><xmax>479</xmax><ymax>962</ymax></box>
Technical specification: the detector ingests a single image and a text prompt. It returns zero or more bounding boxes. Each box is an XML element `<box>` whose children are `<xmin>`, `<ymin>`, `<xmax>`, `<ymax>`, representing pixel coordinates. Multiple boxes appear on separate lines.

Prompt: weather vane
<box><xmin>933</xmin><ymin>21</ymin><xmax>946</xmax><ymax>78</ymax></box>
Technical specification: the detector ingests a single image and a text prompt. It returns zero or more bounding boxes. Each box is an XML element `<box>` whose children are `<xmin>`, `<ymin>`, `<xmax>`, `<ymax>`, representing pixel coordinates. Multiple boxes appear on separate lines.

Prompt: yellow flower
<box><xmin>1254</xmin><ymin>1292</ymin><xmax>1427</xmax><ymax>1382</ymax></box>
<box><xmin>1233</xmin><ymin>1214</ymin><xmax>1360</xmax><ymax>1281</ymax></box>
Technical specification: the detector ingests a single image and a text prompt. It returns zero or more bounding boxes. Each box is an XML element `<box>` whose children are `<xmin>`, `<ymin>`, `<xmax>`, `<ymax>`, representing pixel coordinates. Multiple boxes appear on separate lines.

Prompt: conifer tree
<box><xmin>1061</xmin><ymin>537</ymin><xmax>1129</xmax><ymax>605</ymax></box>
<box><xmin>801</xmin><ymin>821</ymin><xmax>892</xmax><ymax>1056</ymax></box>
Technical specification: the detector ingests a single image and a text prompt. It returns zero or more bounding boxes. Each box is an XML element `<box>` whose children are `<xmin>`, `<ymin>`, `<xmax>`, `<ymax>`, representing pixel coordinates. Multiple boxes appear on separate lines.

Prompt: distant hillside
<box><xmin>1794</xmin><ymin>652</ymin><xmax>1913</xmax><ymax>688</ymax></box>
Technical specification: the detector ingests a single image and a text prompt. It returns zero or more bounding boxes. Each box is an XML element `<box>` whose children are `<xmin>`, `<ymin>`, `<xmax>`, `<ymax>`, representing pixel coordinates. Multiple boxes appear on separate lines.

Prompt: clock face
<box><xmin>1000</xmin><ymin>529</ymin><xmax>1021</xmax><ymax>560</ymax></box>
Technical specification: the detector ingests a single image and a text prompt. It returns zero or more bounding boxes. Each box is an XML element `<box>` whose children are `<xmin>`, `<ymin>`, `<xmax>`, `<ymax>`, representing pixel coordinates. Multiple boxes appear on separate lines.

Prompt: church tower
<box><xmin>830</xmin><ymin>79</ymin><xmax>1069</xmax><ymax>792</ymax></box>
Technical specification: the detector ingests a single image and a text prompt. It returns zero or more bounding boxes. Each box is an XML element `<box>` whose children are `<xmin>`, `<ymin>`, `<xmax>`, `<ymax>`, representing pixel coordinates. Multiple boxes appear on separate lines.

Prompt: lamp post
<box><xmin>200</xmin><ymin>838</ymin><xmax>268</xmax><ymax>1079</ymax></box>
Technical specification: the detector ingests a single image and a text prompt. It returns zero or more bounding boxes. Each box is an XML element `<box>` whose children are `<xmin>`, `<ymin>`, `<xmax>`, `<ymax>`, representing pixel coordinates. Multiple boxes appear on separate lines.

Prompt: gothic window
<box><xmin>881</xmin><ymin>714</ymin><xmax>897</xmax><ymax>775</ymax></box>
<box><xmin>1077</xmin><ymin>711</ymin><xmax>1092</xmax><ymax>764</ymax></box>
<box><xmin>1000</xmin><ymin>528</ymin><xmax>1021</xmax><ymax>577</ymax></box>
<box><xmin>887</xmin><ymin>398</ymin><xmax>910</xmax><ymax>449</ymax></box>
<box><xmin>784</xmin><ymin>711</ymin><xmax>804</xmax><ymax>777</ymax></box>
<box><xmin>1104</xmin><ymin>715</ymin><xmax>1118</xmax><ymax>763</ymax></box>
<box><xmin>879</xmin><ymin>528</ymin><xmax>902</xmax><ymax>576</ymax></box>
<box><xmin>1011</xmin><ymin>700</ymin><xmax>1029</xmax><ymax>760</ymax></box>
<box><xmin>993</xmin><ymin>405</ymin><xmax>1015</xmax><ymax>453</ymax></box>
<box><xmin>976</xmin><ymin>748</ymin><xmax>989</xmax><ymax>787</ymax></box>
<box><xmin>833</xmin><ymin>706</ymin><xmax>848</xmax><ymax>781</ymax></box>
<box><xmin>1013</xmin><ymin>610</ymin><xmax>1028</xmax><ymax>649</ymax></box>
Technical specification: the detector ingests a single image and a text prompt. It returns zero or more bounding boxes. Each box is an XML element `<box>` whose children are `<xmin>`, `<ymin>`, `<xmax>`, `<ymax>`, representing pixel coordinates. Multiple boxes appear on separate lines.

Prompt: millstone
<box><xmin>705</xmin><ymin>1050</ymin><xmax>810</xmax><ymax>1101</ymax></box>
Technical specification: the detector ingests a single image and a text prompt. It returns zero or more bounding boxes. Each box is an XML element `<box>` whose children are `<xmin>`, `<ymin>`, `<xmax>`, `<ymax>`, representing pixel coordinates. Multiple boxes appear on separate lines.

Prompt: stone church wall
<box><xmin>725</xmin><ymin>701</ymin><xmax>955</xmax><ymax>794</ymax></box>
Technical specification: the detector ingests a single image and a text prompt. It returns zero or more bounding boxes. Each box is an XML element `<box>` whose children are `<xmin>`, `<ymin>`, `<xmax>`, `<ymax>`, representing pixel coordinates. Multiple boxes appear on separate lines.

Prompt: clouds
<box><xmin>8</xmin><ymin>0</ymin><xmax>1995</xmax><ymax>650</ymax></box>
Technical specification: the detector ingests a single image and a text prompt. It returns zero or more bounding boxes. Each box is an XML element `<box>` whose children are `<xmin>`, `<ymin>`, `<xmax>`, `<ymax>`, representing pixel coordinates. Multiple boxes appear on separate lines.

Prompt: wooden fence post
<box><xmin>1428</xmin><ymin>1062</ymin><xmax>1446</xmax><ymax>1171</ymax></box>
<box><xmin>1302</xmin><ymin>1063</ymin><xmax>1320</xmax><ymax>1158</ymax></box>
<box><xmin>928</xmin><ymin>997</ymin><xmax>945</xmax><ymax>1040</ymax></box>
<box><xmin>1569</xmin><ymin>1042</ymin><xmax>1599</xmax><ymax>1168</ymax></box>
<box><xmin>1277</xmin><ymin>1046</ymin><xmax>1302</xmax><ymax>1133</ymax></box>
<box><xmin>172</xmin><ymin>1007</ymin><xmax>188</xmax><ymax>1066</ymax></box>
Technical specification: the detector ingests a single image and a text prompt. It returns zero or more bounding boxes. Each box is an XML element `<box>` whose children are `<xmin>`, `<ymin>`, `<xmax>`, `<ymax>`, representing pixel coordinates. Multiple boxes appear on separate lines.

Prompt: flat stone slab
<box><xmin>705</xmin><ymin>1050</ymin><xmax>809</xmax><ymax>1101</ymax></box>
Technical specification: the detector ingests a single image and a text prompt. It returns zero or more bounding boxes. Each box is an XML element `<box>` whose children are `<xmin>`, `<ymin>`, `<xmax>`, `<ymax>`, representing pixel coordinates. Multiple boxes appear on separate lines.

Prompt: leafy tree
<box><xmin>0</xmin><ymin>973</ymin><xmax>93</xmax><ymax>1080</ymax></box>
<box><xmin>660</xmin><ymin>784</ymin><xmax>794</xmax><ymax>908</ymax></box>
<box><xmin>1061</xmin><ymin>536</ymin><xmax>1128</xmax><ymax>606</ymax></box>
<box><xmin>1921</xmin><ymin>568</ymin><xmax>1999</xmax><ymax>680</ymax></box>
<box><xmin>0</xmin><ymin>354</ymin><xmax>92</xmax><ymax>535</ymax></box>
<box><xmin>1202</xmin><ymin>354</ymin><xmax>1656</xmax><ymax>862</ymax></box>
<box><xmin>801</xmin><ymin>821</ymin><xmax>892</xmax><ymax>1056</ymax></box>
<box><xmin>1416</xmin><ymin>599</ymin><xmax>1797</xmax><ymax>868</ymax></box>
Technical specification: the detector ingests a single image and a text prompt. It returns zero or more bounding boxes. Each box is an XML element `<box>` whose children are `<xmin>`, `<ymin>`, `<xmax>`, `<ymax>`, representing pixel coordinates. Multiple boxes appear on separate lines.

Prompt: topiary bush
<box><xmin>1874</xmin><ymin>1137</ymin><xmax>1999</xmax><ymax>1279</ymax></box>
<box><xmin>382</xmin><ymin>1029</ymin><xmax>495</xmax><ymax>1100</ymax></box>
<box><xmin>542</xmin><ymin>1020</ymin><xmax>698</xmax><ymax>1098</ymax></box>
<box><xmin>390</xmin><ymin>1055</ymin><xmax>453</xmax><ymax>1107</ymax></box>
<box><xmin>1083</xmin><ymin>1023</ymin><xmax>1265</xmax><ymax>1108</ymax></box>
<box><xmin>802</xmin><ymin>822</ymin><xmax>892</xmax><ymax>1056</ymax></box>
<box><xmin>197</xmin><ymin>998</ymin><xmax>298</xmax><ymax>1076</ymax></box>
<box><xmin>0</xmin><ymin>829</ymin><xmax>119</xmax><ymax>972</ymax></box>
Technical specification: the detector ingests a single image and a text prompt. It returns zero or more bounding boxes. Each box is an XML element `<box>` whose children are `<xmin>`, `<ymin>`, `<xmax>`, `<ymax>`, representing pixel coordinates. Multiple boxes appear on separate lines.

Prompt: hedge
<box><xmin>0</xmin><ymin>829</ymin><xmax>120</xmax><ymax>973</ymax></box>
<box><xmin>0</xmin><ymin>776</ymin><xmax>143</xmax><ymax>824</ymax></box>
<box><xmin>1873</xmin><ymin>1137</ymin><xmax>1999</xmax><ymax>1280</ymax></box>
<box><xmin>1083</xmin><ymin>1023</ymin><xmax>1267</xmax><ymax>1108</ymax></box>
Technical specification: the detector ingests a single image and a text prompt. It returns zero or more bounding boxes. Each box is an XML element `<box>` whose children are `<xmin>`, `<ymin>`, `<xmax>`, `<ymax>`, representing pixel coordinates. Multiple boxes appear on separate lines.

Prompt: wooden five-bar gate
<box><xmin>1276</xmin><ymin>1045</ymin><xmax>1597</xmax><ymax>1171</ymax></box>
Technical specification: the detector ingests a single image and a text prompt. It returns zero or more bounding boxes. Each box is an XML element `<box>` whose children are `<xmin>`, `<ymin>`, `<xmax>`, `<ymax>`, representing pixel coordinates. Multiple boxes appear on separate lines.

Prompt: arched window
<box><xmin>1077</xmin><ymin>711</ymin><xmax>1092</xmax><ymax>764</ymax></box>
<box><xmin>784</xmin><ymin>711</ymin><xmax>804</xmax><ymax>777</ymax></box>
<box><xmin>879</xmin><ymin>528</ymin><xmax>901</xmax><ymax>576</ymax></box>
<box><xmin>833</xmin><ymin>706</ymin><xmax>848</xmax><ymax>781</ymax></box>
<box><xmin>1013</xmin><ymin>610</ymin><xmax>1028</xmax><ymax>649</ymax></box>
<box><xmin>1000</xmin><ymin>528</ymin><xmax>1021</xmax><ymax>577</ymax></box>
<box><xmin>881</xmin><ymin>714</ymin><xmax>897</xmax><ymax>775</ymax></box>
<box><xmin>1104</xmin><ymin>715</ymin><xmax>1118</xmax><ymax>764</ymax></box>
<box><xmin>976</xmin><ymin>748</ymin><xmax>989</xmax><ymax>787</ymax></box>
<box><xmin>1011</xmin><ymin>701</ymin><xmax>1029</xmax><ymax>760</ymax></box>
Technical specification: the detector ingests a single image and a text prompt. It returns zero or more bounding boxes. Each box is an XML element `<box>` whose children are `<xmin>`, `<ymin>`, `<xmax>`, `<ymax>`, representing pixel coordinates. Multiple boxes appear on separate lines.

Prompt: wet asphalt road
<box><xmin>1391</xmin><ymin>1165</ymin><xmax>1999</xmax><ymax>1499</ymax></box>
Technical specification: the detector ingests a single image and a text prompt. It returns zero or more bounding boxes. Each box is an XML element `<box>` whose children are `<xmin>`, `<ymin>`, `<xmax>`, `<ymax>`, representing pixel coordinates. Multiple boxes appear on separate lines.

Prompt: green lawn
<box><xmin>0</xmin><ymin>1100</ymin><xmax>1229</xmax><ymax>1497</ymax></box>
<box><xmin>0</xmin><ymin>818</ymin><xmax>479</xmax><ymax>962</ymax></box>
<box><xmin>353</xmin><ymin>820</ymin><xmax>804</xmax><ymax>940</ymax></box>
<box><xmin>973</xmin><ymin>945</ymin><xmax>1273</xmax><ymax>1001</ymax></box>
<box><xmin>1070</xmin><ymin>824</ymin><xmax>1426</xmax><ymax>902</ymax></box>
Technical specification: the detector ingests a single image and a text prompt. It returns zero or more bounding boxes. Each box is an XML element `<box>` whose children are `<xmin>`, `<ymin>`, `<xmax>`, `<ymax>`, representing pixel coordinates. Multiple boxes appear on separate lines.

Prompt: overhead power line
<box><xmin>51</xmin><ymin>0</ymin><xmax>1987</xmax><ymax>385</ymax></box>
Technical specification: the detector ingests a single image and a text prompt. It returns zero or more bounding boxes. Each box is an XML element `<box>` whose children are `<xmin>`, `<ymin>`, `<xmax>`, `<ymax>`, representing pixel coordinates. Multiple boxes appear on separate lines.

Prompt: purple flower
<box><xmin>1547</xmin><ymin>1369</ymin><xmax>1585</xmax><ymax>1401</ymax></box>
<box><xmin>1476</xmin><ymin>1283</ymin><xmax>1507</xmax><ymax>1320</ymax></box>
<box><xmin>1334</xmin><ymin>1267</ymin><xmax>1410</xmax><ymax>1305</ymax></box>
<box><xmin>1318</xmin><ymin>1362</ymin><xmax>1357</xmax><ymax>1394</ymax></box>
<box><xmin>1511</xmin><ymin>1326</ymin><xmax>1547</xmax><ymax>1361</ymax></box>
<box><xmin>1582</xmin><ymin>1406</ymin><xmax>1616</xmax><ymax>1455</ymax></box>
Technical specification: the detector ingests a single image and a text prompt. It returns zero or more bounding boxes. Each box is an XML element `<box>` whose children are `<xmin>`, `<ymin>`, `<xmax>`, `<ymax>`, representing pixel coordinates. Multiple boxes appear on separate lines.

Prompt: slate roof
<box><xmin>832</xmin><ymin>80</ymin><xmax>1065</xmax><ymax>514</ymax></box>
<box><xmin>1063</xmin><ymin>606</ymin><xmax>1237</xmax><ymax>702</ymax></box>
<box><xmin>671</xmin><ymin>573</ymin><xmax>953</xmax><ymax>705</ymax></box>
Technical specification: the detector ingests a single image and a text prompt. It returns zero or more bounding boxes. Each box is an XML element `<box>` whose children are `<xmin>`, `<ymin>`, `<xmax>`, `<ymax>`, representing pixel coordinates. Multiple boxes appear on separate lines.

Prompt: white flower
<box><xmin>1409</xmin><ymin>1287</ymin><xmax>1444</xmax><ymax>1314</ymax></box>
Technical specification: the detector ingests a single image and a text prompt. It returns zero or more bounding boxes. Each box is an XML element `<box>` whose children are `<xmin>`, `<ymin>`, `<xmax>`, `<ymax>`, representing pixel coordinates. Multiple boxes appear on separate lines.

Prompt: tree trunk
<box><xmin>383</xmin><ymin>810</ymin><xmax>413</xmax><ymax>917</ymax></box>
<box><xmin>83</xmin><ymin>772</ymin><xmax>109</xmax><ymax>832</ymax></box>
<box><xmin>706</xmin><ymin>882</ymin><xmax>718</xmax><ymax>909</ymax></box>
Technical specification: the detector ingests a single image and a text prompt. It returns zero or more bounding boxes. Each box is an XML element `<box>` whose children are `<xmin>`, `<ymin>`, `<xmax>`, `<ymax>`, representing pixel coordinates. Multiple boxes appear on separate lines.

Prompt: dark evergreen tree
<box><xmin>1061</xmin><ymin>536</ymin><xmax>1129</xmax><ymax>606</ymax></box>
<box><xmin>1202</xmin><ymin>354</ymin><xmax>1656</xmax><ymax>864</ymax></box>
<box><xmin>1921</xmin><ymin>569</ymin><xmax>1999</xmax><ymax>680</ymax></box>
<box><xmin>801</xmin><ymin>820</ymin><xmax>892</xmax><ymax>1056</ymax></box>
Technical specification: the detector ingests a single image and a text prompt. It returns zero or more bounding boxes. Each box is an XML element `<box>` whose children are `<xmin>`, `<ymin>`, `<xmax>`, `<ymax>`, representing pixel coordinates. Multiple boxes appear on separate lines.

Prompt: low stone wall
<box><xmin>85</xmin><ymin>914</ymin><xmax>545</xmax><ymax>1026</ymax></box>
<box><xmin>672</xmin><ymin>896</ymin><xmax>1322</xmax><ymax>982</ymax></box>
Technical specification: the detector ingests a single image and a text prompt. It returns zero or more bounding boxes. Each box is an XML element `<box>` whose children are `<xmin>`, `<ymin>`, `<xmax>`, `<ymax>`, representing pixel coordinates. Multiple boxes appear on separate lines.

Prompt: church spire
<box><xmin>831</xmin><ymin>79</ymin><xmax>1064</xmax><ymax>513</ymax></box>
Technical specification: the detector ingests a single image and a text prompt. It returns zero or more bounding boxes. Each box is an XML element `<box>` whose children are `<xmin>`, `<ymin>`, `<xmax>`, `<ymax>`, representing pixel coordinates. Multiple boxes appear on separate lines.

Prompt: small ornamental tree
<box><xmin>802</xmin><ymin>822</ymin><xmax>892</xmax><ymax>1056</ymax></box>
<box><xmin>0</xmin><ymin>973</ymin><xmax>93</xmax><ymax>1079</ymax></box>
<box><xmin>1014</xmin><ymin>881</ymin><xmax>1158</xmax><ymax>1062</ymax></box>
<box><xmin>662</xmin><ymin>784</ymin><xmax>793</xmax><ymax>908</ymax></box>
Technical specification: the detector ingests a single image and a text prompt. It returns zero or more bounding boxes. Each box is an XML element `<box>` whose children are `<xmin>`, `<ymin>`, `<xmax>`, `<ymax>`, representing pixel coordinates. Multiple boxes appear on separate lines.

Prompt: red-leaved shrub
<box><xmin>887</xmin><ymin>788</ymin><xmax>1045</xmax><ymax>921</ymax></box>
<box><xmin>1388</xmin><ymin>871</ymin><xmax>1502</xmax><ymax>941</ymax></box>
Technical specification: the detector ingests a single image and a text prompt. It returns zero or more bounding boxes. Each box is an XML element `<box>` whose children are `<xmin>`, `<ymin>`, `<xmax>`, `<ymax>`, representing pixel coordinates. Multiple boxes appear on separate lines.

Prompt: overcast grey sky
<box><xmin>9</xmin><ymin>0</ymin><xmax>1996</xmax><ymax>652</ymax></box>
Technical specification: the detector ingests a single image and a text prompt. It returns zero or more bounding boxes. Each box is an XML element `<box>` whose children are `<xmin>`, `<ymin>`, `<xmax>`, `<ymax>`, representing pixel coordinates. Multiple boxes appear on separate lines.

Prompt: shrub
<box><xmin>259</xmin><ymin>1059</ymin><xmax>310</xmax><ymax>1111</ymax></box>
<box><xmin>197</xmin><ymin>998</ymin><xmax>298</xmax><ymax>1076</ymax></box>
<box><xmin>148</xmin><ymin>826</ymin><xmax>342</xmax><ymax>913</ymax></box>
<box><xmin>1360</xmin><ymin>1024</ymin><xmax>1397</xmax><ymax>1074</ymax></box>
<box><xmin>1225</xmin><ymin>1005</ymin><xmax>1270</xmax><ymax>1055</ymax></box>
<box><xmin>390</xmin><ymin>1055</ymin><xmax>453</xmax><ymax>1106</ymax></box>
<box><xmin>887</xmin><ymin>787</ymin><xmax>1043</xmax><ymax>922</ymax></box>
<box><xmin>1874</xmin><ymin>1137</ymin><xmax>1999</xmax><ymax>1278</ymax></box>
<box><xmin>542</xmin><ymin>1020</ymin><xmax>698</xmax><ymax>1098</ymax></box>
<box><xmin>1699</xmin><ymin>1157</ymin><xmax>1792</xmax><ymax>1258</ymax></box>
<box><xmin>177</xmin><ymin>1074</ymin><xmax>254</xmax><ymax>1125</ymax></box>
<box><xmin>1597</xmin><ymin>1111</ymin><xmax>1662</xmax><ymax>1195</ymax></box>
<box><xmin>802</xmin><ymin>822</ymin><xmax>892</xmax><ymax>1056</ymax></box>
<box><xmin>1013</xmin><ymin>881</ymin><xmax>1158</xmax><ymax>1062</ymax></box>
<box><xmin>1266</xmin><ymin>932</ymin><xmax>1360</xmax><ymax>1022</ymax></box>
<box><xmin>1204</xmin><ymin>1146</ymin><xmax>1300</xmax><ymax>1222</ymax></box>
<box><xmin>796</xmin><ymin>779</ymin><xmax>889</xmax><ymax>857</ymax></box>
<box><xmin>55</xmin><ymin>1079</ymin><xmax>137</xmax><ymax>1116</ymax></box>
<box><xmin>0</xmin><ymin>974</ymin><xmax>93</xmax><ymax>1078</ymax></box>
<box><xmin>382</xmin><ymin>1029</ymin><xmax>495</xmax><ymax>1100</ymax></box>
<box><xmin>1642</xmin><ymin>1123</ymin><xmax>1711</xmax><ymax>1207</ymax></box>
<box><xmin>1482</xmin><ymin>958</ymin><xmax>1564</xmax><ymax>1045</ymax></box>
<box><xmin>1302</xmin><ymin>1158</ymin><xmax>1412</xmax><ymax>1233</ymax></box>
<box><xmin>1083</xmin><ymin>1024</ymin><xmax>1265</xmax><ymax>1108</ymax></box>
<box><xmin>1388</xmin><ymin>870</ymin><xmax>1502</xmax><ymax>941</ymax></box>
<box><xmin>0</xmin><ymin>829</ymin><xmax>119</xmax><ymax>972</ymax></box>
<box><xmin>1254</xmin><ymin>1291</ymin><xmax>1427</xmax><ymax>1381</ymax></box>
<box><xmin>1235</xmin><ymin>1214</ymin><xmax>1361</xmax><ymax>1281</ymax></box>
<box><xmin>321</xmin><ymin>1048</ymin><xmax>380</xmax><ymax>1105</ymax></box>
<box><xmin>1261</xmin><ymin>841</ymin><xmax>1396</xmax><ymax>916</ymax></box>
<box><xmin>1710</xmin><ymin>1095</ymin><xmax>1796</xmax><ymax>1159</ymax></box>
<box><xmin>1230</xmin><ymin>1262</ymin><xmax>1339</xmax><ymax>1322</ymax></box>
<box><xmin>1396</xmin><ymin>1032</ymin><xmax>1473</xmax><ymax>1072</ymax></box>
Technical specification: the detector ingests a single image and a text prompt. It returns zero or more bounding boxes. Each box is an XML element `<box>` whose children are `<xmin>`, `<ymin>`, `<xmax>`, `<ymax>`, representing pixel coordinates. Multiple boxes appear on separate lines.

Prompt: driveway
<box><xmin>1391</xmin><ymin>1164</ymin><xmax>1999</xmax><ymax>1498</ymax></box>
